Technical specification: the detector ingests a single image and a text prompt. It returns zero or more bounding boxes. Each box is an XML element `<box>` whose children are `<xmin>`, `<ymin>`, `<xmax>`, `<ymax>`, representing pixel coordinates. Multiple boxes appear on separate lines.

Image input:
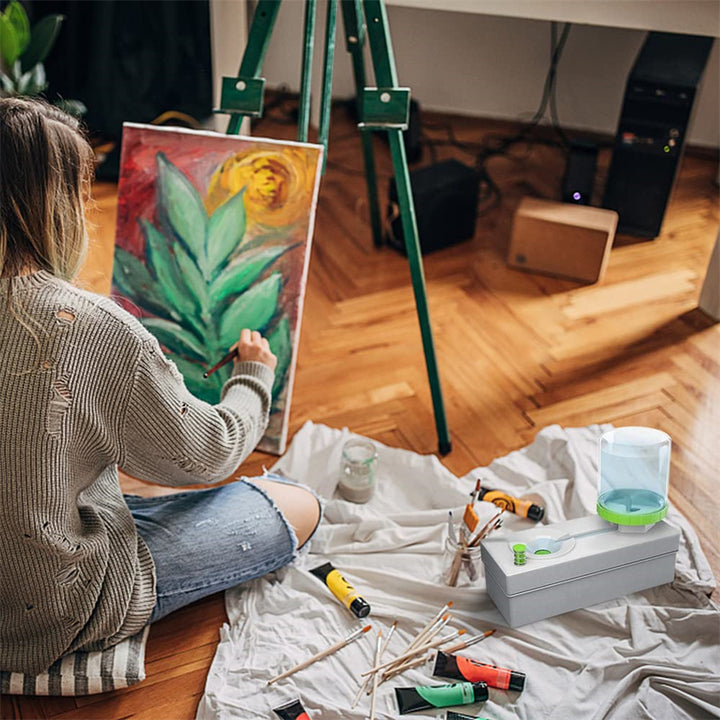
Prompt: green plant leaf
<box><xmin>16</xmin><ymin>62</ymin><xmax>45</xmax><ymax>94</ymax></box>
<box><xmin>219</xmin><ymin>272</ymin><xmax>282</xmax><ymax>349</ymax></box>
<box><xmin>0</xmin><ymin>71</ymin><xmax>14</xmax><ymax>92</ymax></box>
<box><xmin>206</xmin><ymin>189</ymin><xmax>246</xmax><ymax>279</ymax></box>
<box><xmin>210</xmin><ymin>245</ymin><xmax>287</xmax><ymax>306</ymax></box>
<box><xmin>19</xmin><ymin>14</ymin><xmax>63</xmax><ymax>73</ymax></box>
<box><xmin>140</xmin><ymin>318</ymin><xmax>207</xmax><ymax>362</ymax></box>
<box><xmin>112</xmin><ymin>247</ymin><xmax>182</xmax><ymax>324</ymax></box>
<box><xmin>267</xmin><ymin>315</ymin><xmax>292</xmax><ymax>397</ymax></box>
<box><xmin>173</xmin><ymin>239</ymin><xmax>209</xmax><ymax>314</ymax></box>
<box><xmin>140</xmin><ymin>218</ymin><xmax>205</xmax><ymax>337</ymax></box>
<box><xmin>6</xmin><ymin>2</ymin><xmax>29</xmax><ymax>57</ymax></box>
<box><xmin>0</xmin><ymin>14</ymin><xmax>20</xmax><ymax>68</ymax></box>
<box><xmin>155</xmin><ymin>152</ymin><xmax>208</xmax><ymax>268</ymax></box>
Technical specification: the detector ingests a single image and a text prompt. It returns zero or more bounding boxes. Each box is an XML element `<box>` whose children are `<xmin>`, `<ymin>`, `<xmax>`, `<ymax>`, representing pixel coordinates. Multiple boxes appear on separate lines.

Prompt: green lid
<box><xmin>596</xmin><ymin>501</ymin><xmax>668</xmax><ymax>526</ymax></box>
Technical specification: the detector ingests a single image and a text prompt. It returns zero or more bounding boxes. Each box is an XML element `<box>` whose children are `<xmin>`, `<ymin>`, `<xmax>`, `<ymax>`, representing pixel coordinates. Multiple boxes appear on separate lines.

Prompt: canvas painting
<box><xmin>112</xmin><ymin>123</ymin><xmax>323</xmax><ymax>455</ymax></box>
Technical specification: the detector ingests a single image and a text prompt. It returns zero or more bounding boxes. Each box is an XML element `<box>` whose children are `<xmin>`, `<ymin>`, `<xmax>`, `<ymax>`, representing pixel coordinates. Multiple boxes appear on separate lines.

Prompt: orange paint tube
<box><xmin>433</xmin><ymin>651</ymin><xmax>526</xmax><ymax>692</ymax></box>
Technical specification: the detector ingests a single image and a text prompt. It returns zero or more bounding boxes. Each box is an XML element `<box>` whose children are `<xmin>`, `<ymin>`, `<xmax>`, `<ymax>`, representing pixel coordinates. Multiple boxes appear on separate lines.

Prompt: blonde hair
<box><xmin>0</xmin><ymin>97</ymin><xmax>94</xmax><ymax>282</ymax></box>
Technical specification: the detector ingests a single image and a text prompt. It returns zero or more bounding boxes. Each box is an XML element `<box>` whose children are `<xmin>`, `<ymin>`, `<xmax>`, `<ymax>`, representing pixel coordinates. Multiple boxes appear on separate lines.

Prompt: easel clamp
<box><xmin>217</xmin><ymin>75</ymin><xmax>266</xmax><ymax>118</ymax></box>
<box><xmin>359</xmin><ymin>87</ymin><xmax>410</xmax><ymax>130</ymax></box>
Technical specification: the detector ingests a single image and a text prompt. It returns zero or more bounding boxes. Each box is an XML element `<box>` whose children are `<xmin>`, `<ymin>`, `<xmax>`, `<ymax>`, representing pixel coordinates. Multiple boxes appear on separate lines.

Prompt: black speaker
<box><xmin>386</xmin><ymin>159</ymin><xmax>480</xmax><ymax>255</ymax></box>
<box><xmin>602</xmin><ymin>32</ymin><xmax>714</xmax><ymax>238</ymax></box>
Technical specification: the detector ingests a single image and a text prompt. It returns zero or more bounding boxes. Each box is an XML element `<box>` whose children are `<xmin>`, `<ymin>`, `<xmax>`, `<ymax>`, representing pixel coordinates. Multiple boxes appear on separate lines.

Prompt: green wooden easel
<box><xmin>219</xmin><ymin>0</ymin><xmax>451</xmax><ymax>455</ymax></box>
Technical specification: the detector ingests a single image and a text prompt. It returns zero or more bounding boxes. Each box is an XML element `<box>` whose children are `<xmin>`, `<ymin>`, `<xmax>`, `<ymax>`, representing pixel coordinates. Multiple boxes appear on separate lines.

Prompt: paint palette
<box><xmin>481</xmin><ymin>515</ymin><xmax>680</xmax><ymax>627</ymax></box>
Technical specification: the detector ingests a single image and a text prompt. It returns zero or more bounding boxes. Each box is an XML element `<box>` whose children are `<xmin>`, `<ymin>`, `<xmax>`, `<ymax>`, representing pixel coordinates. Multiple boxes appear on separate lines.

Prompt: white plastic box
<box><xmin>480</xmin><ymin>515</ymin><xmax>680</xmax><ymax>627</ymax></box>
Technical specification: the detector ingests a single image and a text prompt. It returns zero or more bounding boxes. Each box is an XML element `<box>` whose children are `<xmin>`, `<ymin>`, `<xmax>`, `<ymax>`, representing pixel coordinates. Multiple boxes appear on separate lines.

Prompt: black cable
<box><xmin>548</xmin><ymin>22</ymin><xmax>572</xmax><ymax>150</ymax></box>
<box><xmin>424</xmin><ymin>21</ymin><xmax>574</xmax><ymax>215</ymax></box>
<box><xmin>480</xmin><ymin>21</ymin><xmax>572</xmax><ymax>155</ymax></box>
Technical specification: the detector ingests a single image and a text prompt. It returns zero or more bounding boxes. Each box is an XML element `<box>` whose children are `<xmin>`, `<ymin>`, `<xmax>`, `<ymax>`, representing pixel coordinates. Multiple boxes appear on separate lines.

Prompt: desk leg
<box><xmin>699</xmin><ymin>230</ymin><xmax>720</xmax><ymax>321</ymax></box>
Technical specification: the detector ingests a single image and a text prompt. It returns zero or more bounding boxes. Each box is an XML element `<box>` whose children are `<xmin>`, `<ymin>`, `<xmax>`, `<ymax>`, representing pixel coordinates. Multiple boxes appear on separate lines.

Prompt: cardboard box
<box><xmin>508</xmin><ymin>197</ymin><xmax>618</xmax><ymax>283</ymax></box>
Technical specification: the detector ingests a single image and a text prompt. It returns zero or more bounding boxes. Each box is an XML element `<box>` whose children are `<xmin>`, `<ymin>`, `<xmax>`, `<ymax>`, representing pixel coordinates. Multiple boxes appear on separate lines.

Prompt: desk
<box><xmin>386</xmin><ymin>0</ymin><xmax>720</xmax><ymax>38</ymax></box>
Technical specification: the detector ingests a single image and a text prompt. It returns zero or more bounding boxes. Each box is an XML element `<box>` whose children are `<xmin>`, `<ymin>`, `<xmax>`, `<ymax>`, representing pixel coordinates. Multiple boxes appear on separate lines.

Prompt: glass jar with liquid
<box><xmin>597</xmin><ymin>427</ymin><xmax>670</xmax><ymax>529</ymax></box>
<box><xmin>338</xmin><ymin>439</ymin><xmax>378</xmax><ymax>503</ymax></box>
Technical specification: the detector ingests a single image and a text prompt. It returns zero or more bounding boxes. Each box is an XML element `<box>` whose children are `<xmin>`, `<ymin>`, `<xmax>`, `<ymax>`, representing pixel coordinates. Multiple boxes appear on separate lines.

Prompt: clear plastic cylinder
<box><xmin>597</xmin><ymin>427</ymin><xmax>670</xmax><ymax>527</ymax></box>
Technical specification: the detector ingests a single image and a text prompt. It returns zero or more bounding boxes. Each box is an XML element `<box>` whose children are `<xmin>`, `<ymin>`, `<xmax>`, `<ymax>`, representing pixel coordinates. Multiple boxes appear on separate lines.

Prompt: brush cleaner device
<box><xmin>481</xmin><ymin>427</ymin><xmax>680</xmax><ymax>627</ymax></box>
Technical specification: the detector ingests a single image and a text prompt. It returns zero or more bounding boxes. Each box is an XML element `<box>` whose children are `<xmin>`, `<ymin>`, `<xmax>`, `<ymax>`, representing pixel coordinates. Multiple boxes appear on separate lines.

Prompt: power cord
<box><xmin>421</xmin><ymin>21</ymin><xmax>573</xmax><ymax>214</ymax></box>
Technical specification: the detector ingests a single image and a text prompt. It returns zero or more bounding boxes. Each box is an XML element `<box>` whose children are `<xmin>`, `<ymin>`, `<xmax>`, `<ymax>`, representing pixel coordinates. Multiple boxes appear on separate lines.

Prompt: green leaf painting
<box><xmin>210</xmin><ymin>245</ymin><xmax>290</xmax><ymax>304</ymax></box>
<box><xmin>112</xmin><ymin>124</ymin><xmax>322</xmax><ymax>454</ymax></box>
<box><xmin>156</xmin><ymin>152</ymin><xmax>208</xmax><ymax>269</ymax></box>
<box><xmin>267</xmin><ymin>316</ymin><xmax>292</xmax><ymax>398</ymax></box>
<box><xmin>207</xmin><ymin>189</ymin><xmax>247</xmax><ymax>274</ymax></box>
<box><xmin>218</xmin><ymin>273</ymin><xmax>282</xmax><ymax>349</ymax></box>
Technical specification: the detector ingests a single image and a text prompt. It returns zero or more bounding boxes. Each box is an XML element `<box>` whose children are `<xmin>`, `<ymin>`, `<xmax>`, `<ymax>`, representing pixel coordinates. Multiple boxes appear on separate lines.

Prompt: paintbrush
<box><xmin>267</xmin><ymin>625</ymin><xmax>371</xmax><ymax>685</ymax></box>
<box><xmin>448</xmin><ymin>511</ymin><xmax>458</xmax><ymax>545</ymax></box>
<box><xmin>405</xmin><ymin>602</ymin><xmax>453</xmax><ymax>652</ymax></box>
<box><xmin>376</xmin><ymin>654</ymin><xmax>429</xmax><ymax>685</ymax></box>
<box><xmin>442</xmin><ymin>629</ymin><xmax>496</xmax><ymax>653</ymax></box>
<box><xmin>376</xmin><ymin>629</ymin><xmax>470</xmax><ymax>688</ymax></box>
<box><xmin>447</xmin><ymin>528</ymin><xmax>468</xmax><ymax>587</ymax></box>
<box><xmin>351</xmin><ymin>620</ymin><xmax>397</xmax><ymax>708</ymax></box>
<box><xmin>369</xmin><ymin>630</ymin><xmax>382</xmax><ymax>720</ymax></box>
<box><xmin>463</xmin><ymin>479</ymin><xmax>482</xmax><ymax>532</ymax></box>
<box><xmin>379</xmin><ymin>614</ymin><xmax>450</xmax><ymax>679</ymax></box>
<box><xmin>471</xmin><ymin>510</ymin><xmax>505</xmax><ymax>547</ymax></box>
<box><xmin>203</xmin><ymin>347</ymin><xmax>238</xmax><ymax>378</ymax></box>
<box><xmin>361</xmin><ymin>629</ymin><xmax>465</xmax><ymax>678</ymax></box>
<box><xmin>471</xmin><ymin>478</ymin><xmax>482</xmax><ymax>505</ymax></box>
<box><xmin>467</xmin><ymin>509</ymin><xmax>504</xmax><ymax>548</ymax></box>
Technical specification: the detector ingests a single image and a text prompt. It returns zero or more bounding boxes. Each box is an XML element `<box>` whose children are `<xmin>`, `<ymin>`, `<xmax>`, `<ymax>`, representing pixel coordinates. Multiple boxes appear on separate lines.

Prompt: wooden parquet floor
<box><xmin>4</xmin><ymin>108</ymin><xmax>719</xmax><ymax>720</ymax></box>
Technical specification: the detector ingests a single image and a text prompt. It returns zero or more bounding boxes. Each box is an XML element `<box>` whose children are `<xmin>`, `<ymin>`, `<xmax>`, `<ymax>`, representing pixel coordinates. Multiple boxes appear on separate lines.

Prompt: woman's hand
<box><xmin>234</xmin><ymin>328</ymin><xmax>277</xmax><ymax>371</ymax></box>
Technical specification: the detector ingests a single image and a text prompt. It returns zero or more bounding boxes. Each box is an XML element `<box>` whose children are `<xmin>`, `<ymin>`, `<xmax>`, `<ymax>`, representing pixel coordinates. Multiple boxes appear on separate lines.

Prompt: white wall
<box><xmin>209</xmin><ymin>0</ymin><xmax>249</xmax><ymax>134</ymax></box>
<box><xmin>256</xmin><ymin>2</ymin><xmax>719</xmax><ymax>148</ymax></box>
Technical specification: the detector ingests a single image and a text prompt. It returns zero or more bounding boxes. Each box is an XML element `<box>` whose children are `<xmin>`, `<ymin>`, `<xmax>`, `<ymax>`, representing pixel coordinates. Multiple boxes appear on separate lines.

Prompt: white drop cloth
<box><xmin>196</xmin><ymin>422</ymin><xmax>719</xmax><ymax>720</ymax></box>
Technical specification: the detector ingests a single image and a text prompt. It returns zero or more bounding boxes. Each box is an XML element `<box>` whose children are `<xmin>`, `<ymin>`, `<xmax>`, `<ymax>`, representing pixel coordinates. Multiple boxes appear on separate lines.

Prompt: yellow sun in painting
<box><xmin>205</xmin><ymin>148</ymin><xmax>315</xmax><ymax>227</ymax></box>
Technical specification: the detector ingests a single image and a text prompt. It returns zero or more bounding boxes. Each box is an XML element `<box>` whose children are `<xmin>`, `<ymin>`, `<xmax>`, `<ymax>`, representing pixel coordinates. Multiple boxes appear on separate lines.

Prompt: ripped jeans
<box><xmin>125</xmin><ymin>473</ymin><xmax>317</xmax><ymax>623</ymax></box>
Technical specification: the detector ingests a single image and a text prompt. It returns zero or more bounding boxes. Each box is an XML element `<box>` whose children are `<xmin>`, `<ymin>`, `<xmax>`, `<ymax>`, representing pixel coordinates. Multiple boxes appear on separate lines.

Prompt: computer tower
<box><xmin>602</xmin><ymin>32</ymin><xmax>713</xmax><ymax>239</ymax></box>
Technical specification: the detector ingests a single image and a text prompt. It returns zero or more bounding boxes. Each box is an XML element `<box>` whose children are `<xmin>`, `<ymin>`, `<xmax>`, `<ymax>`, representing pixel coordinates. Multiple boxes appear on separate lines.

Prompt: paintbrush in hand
<box><xmin>203</xmin><ymin>347</ymin><xmax>238</xmax><ymax>378</ymax></box>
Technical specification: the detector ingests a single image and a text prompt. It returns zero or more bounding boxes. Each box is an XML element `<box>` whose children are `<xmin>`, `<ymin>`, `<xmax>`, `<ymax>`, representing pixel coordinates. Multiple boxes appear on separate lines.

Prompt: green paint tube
<box><xmin>394</xmin><ymin>681</ymin><xmax>489</xmax><ymax>715</ymax></box>
<box><xmin>446</xmin><ymin>712</ymin><xmax>492</xmax><ymax>720</ymax></box>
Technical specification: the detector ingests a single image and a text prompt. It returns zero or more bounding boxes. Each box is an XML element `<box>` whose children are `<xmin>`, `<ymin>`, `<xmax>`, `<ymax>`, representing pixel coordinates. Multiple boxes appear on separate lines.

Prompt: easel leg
<box><xmin>388</xmin><ymin>131</ymin><xmax>451</xmax><ymax>455</ymax></box>
<box><xmin>362</xmin><ymin>0</ymin><xmax>451</xmax><ymax>454</ymax></box>
<box><xmin>341</xmin><ymin>0</ymin><xmax>383</xmax><ymax>248</ymax></box>
<box><xmin>318</xmin><ymin>0</ymin><xmax>338</xmax><ymax>171</ymax></box>
<box><xmin>298</xmin><ymin>0</ymin><xmax>317</xmax><ymax>142</ymax></box>
<box><xmin>226</xmin><ymin>0</ymin><xmax>281</xmax><ymax>135</ymax></box>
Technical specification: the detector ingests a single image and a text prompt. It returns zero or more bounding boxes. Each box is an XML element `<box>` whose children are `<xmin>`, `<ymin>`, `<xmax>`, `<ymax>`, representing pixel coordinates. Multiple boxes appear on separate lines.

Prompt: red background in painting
<box><xmin>113</xmin><ymin>124</ymin><xmax>321</xmax><ymax>326</ymax></box>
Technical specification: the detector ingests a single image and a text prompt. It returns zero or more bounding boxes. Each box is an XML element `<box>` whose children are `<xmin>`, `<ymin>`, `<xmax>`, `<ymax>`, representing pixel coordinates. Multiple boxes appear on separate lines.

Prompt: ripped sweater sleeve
<box><xmin>119</xmin><ymin>338</ymin><xmax>274</xmax><ymax>486</ymax></box>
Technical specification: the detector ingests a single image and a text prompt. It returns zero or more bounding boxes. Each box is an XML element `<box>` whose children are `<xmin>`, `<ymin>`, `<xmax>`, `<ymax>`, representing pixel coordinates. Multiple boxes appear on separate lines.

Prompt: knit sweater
<box><xmin>0</xmin><ymin>271</ymin><xmax>274</xmax><ymax>674</ymax></box>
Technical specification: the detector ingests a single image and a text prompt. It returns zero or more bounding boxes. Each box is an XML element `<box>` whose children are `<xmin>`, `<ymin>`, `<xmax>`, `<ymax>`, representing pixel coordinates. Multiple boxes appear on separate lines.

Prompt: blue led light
<box><xmin>573</xmin><ymin>192</ymin><xmax>581</xmax><ymax>201</ymax></box>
